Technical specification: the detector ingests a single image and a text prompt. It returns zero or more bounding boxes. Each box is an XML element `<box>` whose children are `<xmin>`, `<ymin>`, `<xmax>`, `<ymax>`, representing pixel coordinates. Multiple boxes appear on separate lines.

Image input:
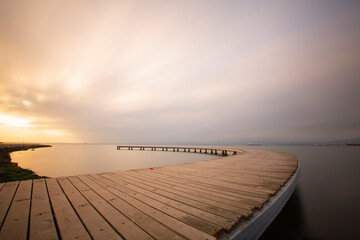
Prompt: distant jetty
<box><xmin>346</xmin><ymin>140</ymin><xmax>360</xmax><ymax>146</ymax></box>
<box><xmin>248</xmin><ymin>142</ymin><xmax>262</xmax><ymax>146</ymax></box>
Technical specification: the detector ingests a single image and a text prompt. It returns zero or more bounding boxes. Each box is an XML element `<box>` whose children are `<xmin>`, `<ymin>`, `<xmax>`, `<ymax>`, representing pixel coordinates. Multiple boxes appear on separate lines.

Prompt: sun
<box><xmin>0</xmin><ymin>114</ymin><xmax>33</xmax><ymax>128</ymax></box>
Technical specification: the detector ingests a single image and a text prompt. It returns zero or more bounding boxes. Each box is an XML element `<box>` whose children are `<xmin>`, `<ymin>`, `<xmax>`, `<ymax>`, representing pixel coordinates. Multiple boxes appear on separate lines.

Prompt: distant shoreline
<box><xmin>0</xmin><ymin>144</ymin><xmax>51</xmax><ymax>182</ymax></box>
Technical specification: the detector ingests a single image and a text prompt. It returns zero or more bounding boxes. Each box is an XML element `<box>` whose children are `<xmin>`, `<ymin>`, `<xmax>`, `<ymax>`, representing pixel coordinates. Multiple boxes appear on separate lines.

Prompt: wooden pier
<box><xmin>116</xmin><ymin>145</ymin><xmax>242</xmax><ymax>156</ymax></box>
<box><xmin>0</xmin><ymin>146</ymin><xmax>298</xmax><ymax>240</ymax></box>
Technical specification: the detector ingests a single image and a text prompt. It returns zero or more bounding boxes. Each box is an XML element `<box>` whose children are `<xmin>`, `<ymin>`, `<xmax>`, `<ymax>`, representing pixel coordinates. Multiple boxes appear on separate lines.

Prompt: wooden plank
<box><xmin>0</xmin><ymin>180</ymin><xmax>32</xmax><ymax>240</ymax></box>
<box><xmin>112</xmin><ymin>171</ymin><xmax>252</xmax><ymax>218</ymax></box>
<box><xmin>188</xmin><ymin>162</ymin><xmax>294</xmax><ymax>178</ymax></box>
<box><xmin>156</xmin><ymin>165</ymin><xmax>275</xmax><ymax>196</ymax></box>
<box><xmin>88</xmin><ymin>174</ymin><xmax>216</xmax><ymax>240</ymax></box>
<box><xmin>149</xmin><ymin>171</ymin><xmax>266</xmax><ymax>206</ymax></box>
<box><xmin>156</xmin><ymin>160</ymin><xmax>288</xmax><ymax>185</ymax></box>
<box><xmin>68</xmin><ymin>176</ymin><xmax>153</xmax><ymax>240</ymax></box>
<box><xmin>46</xmin><ymin>178</ymin><xmax>91</xmax><ymax>240</ymax></box>
<box><xmin>29</xmin><ymin>179</ymin><xmax>58</xmax><ymax>240</ymax></box>
<box><xmin>131</xmin><ymin>169</ymin><xmax>267</xmax><ymax>203</ymax></box>
<box><xmin>0</xmin><ymin>183</ymin><xmax>4</xmax><ymax>191</ymax></box>
<box><xmin>0</xmin><ymin>181</ymin><xmax>19</xmax><ymax>228</ymax></box>
<box><xmin>158</xmin><ymin>166</ymin><xmax>277</xmax><ymax>196</ymax></box>
<box><xmin>100</xmin><ymin>173</ymin><xmax>222</xmax><ymax>236</ymax></box>
<box><xmin>105</xmin><ymin>173</ymin><xmax>236</xmax><ymax>231</ymax></box>
<box><xmin>132</xmin><ymin>170</ymin><xmax>263</xmax><ymax>208</ymax></box>
<box><xmin>134</xmin><ymin>170</ymin><xmax>262</xmax><ymax>208</ymax></box>
<box><xmin>146</xmin><ymin>167</ymin><xmax>281</xmax><ymax>191</ymax></box>
<box><xmin>56</xmin><ymin>177</ymin><xmax>122</xmax><ymax>240</ymax></box>
<box><xmin>163</xmin><ymin>165</ymin><xmax>274</xmax><ymax>197</ymax></box>
<box><xmin>83</xmin><ymin>174</ymin><xmax>186</xmax><ymax>240</ymax></box>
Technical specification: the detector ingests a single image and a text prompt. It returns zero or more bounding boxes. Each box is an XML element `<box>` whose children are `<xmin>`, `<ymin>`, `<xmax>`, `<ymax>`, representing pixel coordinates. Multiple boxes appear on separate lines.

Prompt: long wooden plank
<box><xmin>187</xmin><ymin>162</ymin><xmax>295</xmax><ymax>178</ymax></box>
<box><xmin>112</xmin><ymin>171</ymin><xmax>252</xmax><ymax>218</ymax></box>
<box><xmin>127</xmin><ymin>169</ymin><xmax>267</xmax><ymax>203</ymax></box>
<box><xmin>68</xmin><ymin>176</ymin><xmax>153</xmax><ymax>240</ymax></box>
<box><xmin>131</xmin><ymin>170</ymin><xmax>263</xmax><ymax>208</ymax></box>
<box><xmin>160</xmin><ymin>166</ymin><xmax>277</xmax><ymax>196</ymax></box>
<box><xmin>133</xmin><ymin>170</ymin><xmax>261</xmax><ymax>208</ymax></box>
<box><xmin>105</xmin><ymin>173</ymin><xmax>236</xmax><ymax>231</ymax></box>
<box><xmin>139</xmin><ymin>168</ymin><xmax>280</xmax><ymax>197</ymax></box>
<box><xmin>88</xmin><ymin>174</ymin><xmax>216</xmax><ymax>240</ymax></box>
<box><xmin>46</xmin><ymin>178</ymin><xmax>91</xmax><ymax>240</ymax></box>
<box><xmin>29</xmin><ymin>179</ymin><xmax>58</xmax><ymax>240</ymax></box>
<box><xmin>194</xmin><ymin>158</ymin><xmax>296</xmax><ymax>175</ymax></box>
<box><xmin>151</xmin><ymin>168</ymin><xmax>269</xmax><ymax>202</ymax></box>
<box><xmin>100</xmin><ymin>173</ymin><xmax>222</xmax><ymax>236</ymax></box>
<box><xmin>56</xmin><ymin>177</ymin><xmax>122</xmax><ymax>240</ymax></box>
<box><xmin>0</xmin><ymin>181</ymin><xmax>19</xmax><ymax>228</ymax></box>
<box><xmin>148</xmin><ymin>170</ymin><xmax>266</xmax><ymax>206</ymax></box>
<box><xmin>179</xmin><ymin>162</ymin><xmax>289</xmax><ymax>183</ymax></box>
<box><xmin>79</xmin><ymin>175</ymin><xmax>184</xmax><ymax>240</ymax></box>
<box><xmin>0</xmin><ymin>180</ymin><xmax>32</xmax><ymax>240</ymax></box>
<box><xmin>159</xmin><ymin>156</ymin><xmax>293</xmax><ymax>183</ymax></box>
<box><xmin>177</xmin><ymin>153</ymin><xmax>296</xmax><ymax>176</ymax></box>
<box><xmin>156</xmin><ymin>165</ymin><xmax>274</xmax><ymax>196</ymax></box>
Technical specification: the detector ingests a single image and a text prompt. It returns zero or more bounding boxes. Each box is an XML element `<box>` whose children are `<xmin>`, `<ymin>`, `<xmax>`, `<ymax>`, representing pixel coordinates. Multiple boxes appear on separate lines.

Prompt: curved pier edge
<box><xmin>219</xmin><ymin>161</ymin><xmax>301</xmax><ymax>240</ymax></box>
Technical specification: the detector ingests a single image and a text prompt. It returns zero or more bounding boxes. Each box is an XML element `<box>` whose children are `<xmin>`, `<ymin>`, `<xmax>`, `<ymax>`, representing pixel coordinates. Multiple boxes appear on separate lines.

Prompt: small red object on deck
<box><xmin>149</xmin><ymin>167</ymin><xmax>153</xmax><ymax>170</ymax></box>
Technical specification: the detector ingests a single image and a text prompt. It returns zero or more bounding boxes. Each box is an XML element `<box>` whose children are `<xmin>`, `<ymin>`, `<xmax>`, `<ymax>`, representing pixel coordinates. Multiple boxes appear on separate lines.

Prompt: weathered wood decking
<box><xmin>0</xmin><ymin>147</ymin><xmax>298</xmax><ymax>240</ymax></box>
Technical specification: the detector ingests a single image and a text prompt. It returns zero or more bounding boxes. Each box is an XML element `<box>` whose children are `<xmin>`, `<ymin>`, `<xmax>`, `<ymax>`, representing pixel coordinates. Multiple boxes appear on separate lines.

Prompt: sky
<box><xmin>1</xmin><ymin>0</ymin><xmax>360</xmax><ymax>144</ymax></box>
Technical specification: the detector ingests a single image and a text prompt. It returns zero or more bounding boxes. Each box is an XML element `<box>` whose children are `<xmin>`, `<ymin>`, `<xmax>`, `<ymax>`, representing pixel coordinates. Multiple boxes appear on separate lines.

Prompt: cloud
<box><xmin>1</xmin><ymin>0</ymin><xmax>360</xmax><ymax>143</ymax></box>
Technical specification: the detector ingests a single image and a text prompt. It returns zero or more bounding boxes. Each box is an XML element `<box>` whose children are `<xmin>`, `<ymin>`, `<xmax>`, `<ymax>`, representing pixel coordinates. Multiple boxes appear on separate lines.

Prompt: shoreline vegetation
<box><xmin>0</xmin><ymin>143</ymin><xmax>51</xmax><ymax>182</ymax></box>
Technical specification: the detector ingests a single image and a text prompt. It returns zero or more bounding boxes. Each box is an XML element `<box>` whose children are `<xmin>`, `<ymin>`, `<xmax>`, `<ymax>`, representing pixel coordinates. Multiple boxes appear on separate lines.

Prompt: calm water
<box><xmin>10</xmin><ymin>144</ymin><xmax>220</xmax><ymax>177</ymax></box>
<box><xmin>252</xmin><ymin>146</ymin><xmax>360</xmax><ymax>240</ymax></box>
<box><xmin>10</xmin><ymin>144</ymin><xmax>360</xmax><ymax>239</ymax></box>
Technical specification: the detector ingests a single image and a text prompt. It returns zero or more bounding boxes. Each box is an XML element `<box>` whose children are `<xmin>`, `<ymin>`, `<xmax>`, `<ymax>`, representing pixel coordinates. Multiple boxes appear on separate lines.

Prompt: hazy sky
<box><xmin>1</xmin><ymin>0</ymin><xmax>359</xmax><ymax>144</ymax></box>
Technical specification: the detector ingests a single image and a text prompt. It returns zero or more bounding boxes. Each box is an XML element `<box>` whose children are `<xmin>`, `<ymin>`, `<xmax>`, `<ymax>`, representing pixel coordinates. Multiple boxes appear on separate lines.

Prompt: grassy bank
<box><xmin>0</xmin><ymin>144</ymin><xmax>51</xmax><ymax>182</ymax></box>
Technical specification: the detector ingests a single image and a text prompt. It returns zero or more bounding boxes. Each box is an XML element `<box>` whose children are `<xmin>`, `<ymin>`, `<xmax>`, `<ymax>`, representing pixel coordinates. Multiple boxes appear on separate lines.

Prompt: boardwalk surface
<box><xmin>0</xmin><ymin>148</ymin><xmax>298</xmax><ymax>240</ymax></box>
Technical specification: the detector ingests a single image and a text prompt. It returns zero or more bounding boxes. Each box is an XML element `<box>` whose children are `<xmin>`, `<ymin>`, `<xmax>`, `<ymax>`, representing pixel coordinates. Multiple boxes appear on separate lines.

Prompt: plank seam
<box><xmin>55</xmin><ymin>178</ymin><xmax>94</xmax><ymax>240</ymax></box>
<box><xmin>124</xmin><ymin>171</ymin><xmax>255</xmax><ymax>211</ymax></box>
<box><xmin>99</xmin><ymin>174</ymin><xmax>218</xmax><ymax>238</ymax></box>
<box><xmin>0</xmin><ymin>181</ymin><xmax>20</xmax><ymax>231</ymax></box>
<box><xmin>26</xmin><ymin>180</ymin><xmax>34</xmax><ymax>240</ymax></box>
<box><xmin>87</xmin><ymin>174</ymin><xmax>194</xmax><ymax>240</ymax></box>
<box><xmin>69</xmin><ymin>177</ymin><xmax>126</xmax><ymax>239</ymax></box>
<box><xmin>45</xmin><ymin>179</ymin><xmax>62</xmax><ymax>240</ymax></box>
<box><xmin>77</xmin><ymin>175</ymin><xmax>156</xmax><ymax>239</ymax></box>
<box><xmin>109</xmin><ymin>172</ymin><xmax>239</xmax><ymax>221</ymax></box>
<box><xmin>111</xmin><ymin>172</ymin><xmax>245</xmax><ymax>217</ymax></box>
